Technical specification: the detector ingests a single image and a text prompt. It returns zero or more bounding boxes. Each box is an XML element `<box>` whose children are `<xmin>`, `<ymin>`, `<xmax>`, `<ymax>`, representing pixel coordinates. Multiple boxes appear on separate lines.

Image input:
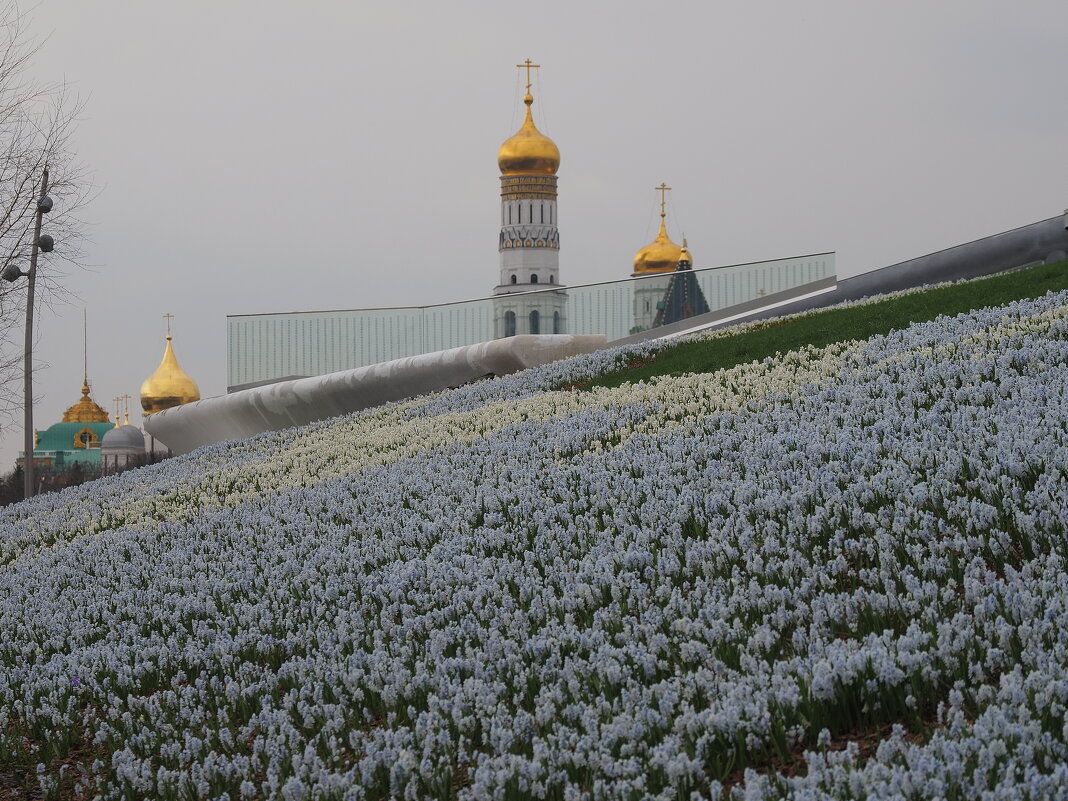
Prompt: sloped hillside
<box><xmin>2</xmin><ymin>282</ymin><xmax>1067</xmax><ymax>800</ymax></box>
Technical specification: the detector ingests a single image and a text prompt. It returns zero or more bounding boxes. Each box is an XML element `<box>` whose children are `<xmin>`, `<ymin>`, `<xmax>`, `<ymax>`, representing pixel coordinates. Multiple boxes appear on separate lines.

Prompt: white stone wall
<box><xmin>500</xmin><ymin>198</ymin><xmax>556</xmax><ymax>229</ymax></box>
<box><xmin>101</xmin><ymin>446</ymin><xmax>145</xmax><ymax>475</ymax></box>
<box><xmin>496</xmin><ymin>247</ymin><xmax>561</xmax><ymax>290</ymax></box>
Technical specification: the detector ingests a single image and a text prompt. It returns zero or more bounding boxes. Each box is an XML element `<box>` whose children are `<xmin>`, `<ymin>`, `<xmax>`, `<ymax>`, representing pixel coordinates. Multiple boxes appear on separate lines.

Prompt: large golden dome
<box><xmin>498</xmin><ymin>93</ymin><xmax>560</xmax><ymax>176</ymax></box>
<box><xmin>140</xmin><ymin>335</ymin><xmax>200</xmax><ymax>415</ymax></box>
<box><xmin>62</xmin><ymin>381</ymin><xmax>110</xmax><ymax>423</ymax></box>
<box><xmin>634</xmin><ymin>218</ymin><xmax>688</xmax><ymax>275</ymax></box>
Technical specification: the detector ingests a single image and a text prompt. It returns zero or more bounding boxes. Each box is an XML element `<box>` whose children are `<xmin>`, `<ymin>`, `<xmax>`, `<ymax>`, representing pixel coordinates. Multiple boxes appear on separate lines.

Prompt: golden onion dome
<box><xmin>140</xmin><ymin>335</ymin><xmax>200</xmax><ymax>415</ymax></box>
<box><xmin>498</xmin><ymin>93</ymin><xmax>560</xmax><ymax>176</ymax></box>
<box><xmin>62</xmin><ymin>381</ymin><xmax>110</xmax><ymax>424</ymax></box>
<box><xmin>633</xmin><ymin>218</ymin><xmax>686</xmax><ymax>275</ymax></box>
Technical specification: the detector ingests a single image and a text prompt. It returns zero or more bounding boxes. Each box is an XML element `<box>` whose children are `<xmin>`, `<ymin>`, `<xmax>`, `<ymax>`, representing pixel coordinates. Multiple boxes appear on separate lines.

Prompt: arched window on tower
<box><xmin>510</xmin><ymin>275</ymin><xmax>517</xmax><ymax>284</ymax></box>
<box><xmin>549</xmin><ymin>275</ymin><xmax>554</xmax><ymax>284</ymax></box>
<box><xmin>529</xmin><ymin>309</ymin><xmax>540</xmax><ymax>334</ymax></box>
<box><xmin>504</xmin><ymin>311</ymin><xmax>516</xmax><ymax>337</ymax></box>
<box><xmin>553</xmin><ymin>311</ymin><xmax>561</xmax><ymax>334</ymax></box>
<box><xmin>530</xmin><ymin>274</ymin><xmax>538</xmax><ymax>284</ymax></box>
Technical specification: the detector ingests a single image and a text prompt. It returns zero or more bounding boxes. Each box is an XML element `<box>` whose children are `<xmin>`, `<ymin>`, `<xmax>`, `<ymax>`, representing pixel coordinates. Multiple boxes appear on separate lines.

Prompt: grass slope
<box><xmin>589</xmin><ymin>259</ymin><xmax>1068</xmax><ymax>389</ymax></box>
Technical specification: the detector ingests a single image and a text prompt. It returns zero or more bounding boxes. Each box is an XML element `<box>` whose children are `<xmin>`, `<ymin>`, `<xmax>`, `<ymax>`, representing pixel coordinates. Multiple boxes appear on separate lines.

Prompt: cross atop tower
<box><xmin>163</xmin><ymin>312</ymin><xmax>174</xmax><ymax>337</ymax></box>
<box><xmin>656</xmin><ymin>183</ymin><xmax>672</xmax><ymax>219</ymax></box>
<box><xmin>517</xmin><ymin>59</ymin><xmax>540</xmax><ymax>93</ymax></box>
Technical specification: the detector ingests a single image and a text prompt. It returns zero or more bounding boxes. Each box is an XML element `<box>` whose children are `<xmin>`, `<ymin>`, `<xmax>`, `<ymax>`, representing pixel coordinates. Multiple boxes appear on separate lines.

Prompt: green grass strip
<box><xmin>588</xmin><ymin>259</ymin><xmax>1068</xmax><ymax>389</ymax></box>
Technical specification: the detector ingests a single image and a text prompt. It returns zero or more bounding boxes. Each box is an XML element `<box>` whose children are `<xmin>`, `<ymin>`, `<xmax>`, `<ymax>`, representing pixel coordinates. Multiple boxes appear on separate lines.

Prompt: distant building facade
<box><xmin>223</xmin><ymin>63</ymin><xmax>836</xmax><ymax>389</ymax></box>
<box><xmin>16</xmin><ymin>324</ymin><xmax>203</xmax><ymax>491</ymax></box>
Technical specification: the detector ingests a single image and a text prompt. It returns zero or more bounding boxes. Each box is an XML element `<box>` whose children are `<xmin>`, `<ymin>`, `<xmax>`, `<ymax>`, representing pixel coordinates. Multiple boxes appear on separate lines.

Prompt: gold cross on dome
<box><xmin>517</xmin><ymin>59</ymin><xmax>540</xmax><ymax>92</ymax></box>
<box><xmin>656</xmin><ymin>183</ymin><xmax>672</xmax><ymax>218</ymax></box>
<box><xmin>163</xmin><ymin>313</ymin><xmax>174</xmax><ymax>336</ymax></box>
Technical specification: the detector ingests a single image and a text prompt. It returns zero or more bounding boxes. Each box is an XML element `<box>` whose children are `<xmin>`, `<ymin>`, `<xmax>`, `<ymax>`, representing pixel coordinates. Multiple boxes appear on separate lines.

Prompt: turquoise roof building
<box><xmin>21</xmin><ymin>379</ymin><xmax>113</xmax><ymax>475</ymax></box>
<box><xmin>34</xmin><ymin>420</ymin><xmax>114</xmax><ymax>470</ymax></box>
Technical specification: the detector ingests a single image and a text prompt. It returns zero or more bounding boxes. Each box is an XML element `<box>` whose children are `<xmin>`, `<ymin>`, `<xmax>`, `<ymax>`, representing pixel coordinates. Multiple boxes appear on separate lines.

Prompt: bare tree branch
<box><xmin>0</xmin><ymin>1</ymin><xmax>93</xmax><ymax>419</ymax></box>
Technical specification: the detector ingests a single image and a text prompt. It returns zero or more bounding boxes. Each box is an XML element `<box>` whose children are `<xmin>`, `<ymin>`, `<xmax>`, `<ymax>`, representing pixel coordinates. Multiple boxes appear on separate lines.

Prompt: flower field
<box><xmin>2</xmin><ymin>287</ymin><xmax>1068</xmax><ymax>800</ymax></box>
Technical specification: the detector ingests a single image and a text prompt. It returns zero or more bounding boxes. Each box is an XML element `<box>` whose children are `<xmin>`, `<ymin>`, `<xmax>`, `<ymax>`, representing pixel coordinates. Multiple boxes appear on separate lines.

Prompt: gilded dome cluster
<box><xmin>498</xmin><ymin>93</ymin><xmax>560</xmax><ymax>176</ymax></box>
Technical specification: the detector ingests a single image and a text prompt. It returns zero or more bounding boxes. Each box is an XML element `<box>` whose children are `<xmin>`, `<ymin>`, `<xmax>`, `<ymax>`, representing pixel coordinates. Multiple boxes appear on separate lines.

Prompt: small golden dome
<box><xmin>62</xmin><ymin>381</ymin><xmax>110</xmax><ymax>424</ymax></box>
<box><xmin>678</xmin><ymin>238</ymin><xmax>693</xmax><ymax>267</ymax></box>
<box><xmin>634</xmin><ymin>218</ymin><xmax>688</xmax><ymax>275</ymax></box>
<box><xmin>140</xmin><ymin>335</ymin><xmax>200</xmax><ymax>415</ymax></box>
<box><xmin>498</xmin><ymin>93</ymin><xmax>560</xmax><ymax>176</ymax></box>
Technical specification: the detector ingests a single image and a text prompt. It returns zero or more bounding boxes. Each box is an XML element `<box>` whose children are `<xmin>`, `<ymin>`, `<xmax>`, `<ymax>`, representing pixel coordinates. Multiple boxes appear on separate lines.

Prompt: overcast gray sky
<box><xmin>2</xmin><ymin>0</ymin><xmax>1066</xmax><ymax>469</ymax></box>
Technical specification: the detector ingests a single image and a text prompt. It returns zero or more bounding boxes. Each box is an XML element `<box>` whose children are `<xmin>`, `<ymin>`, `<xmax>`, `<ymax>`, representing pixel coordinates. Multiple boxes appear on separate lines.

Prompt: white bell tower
<box><xmin>493</xmin><ymin>60</ymin><xmax>566</xmax><ymax>337</ymax></box>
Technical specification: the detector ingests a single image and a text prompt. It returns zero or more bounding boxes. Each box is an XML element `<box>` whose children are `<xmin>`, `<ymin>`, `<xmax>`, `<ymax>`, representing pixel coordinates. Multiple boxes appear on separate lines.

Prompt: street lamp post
<box><xmin>2</xmin><ymin>167</ymin><xmax>54</xmax><ymax>500</ymax></box>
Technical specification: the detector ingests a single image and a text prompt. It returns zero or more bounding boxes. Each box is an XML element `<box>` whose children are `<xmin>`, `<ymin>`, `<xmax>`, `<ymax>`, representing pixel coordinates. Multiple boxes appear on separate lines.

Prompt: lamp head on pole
<box><xmin>1</xmin><ymin>263</ymin><xmax>25</xmax><ymax>282</ymax></box>
<box><xmin>37</xmin><ymin>195</ymin><xmax>52</xmax><ymax>214</ymax></box>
